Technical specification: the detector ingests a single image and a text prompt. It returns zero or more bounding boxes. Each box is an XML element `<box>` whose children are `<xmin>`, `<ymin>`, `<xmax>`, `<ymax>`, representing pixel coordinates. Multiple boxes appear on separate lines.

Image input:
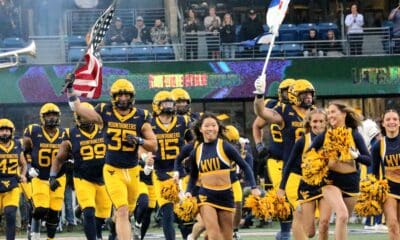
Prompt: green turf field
<box><xmin>13</xmin><ymin>224</ymin><xmax>389</xmax><ymax>240</ymax></box>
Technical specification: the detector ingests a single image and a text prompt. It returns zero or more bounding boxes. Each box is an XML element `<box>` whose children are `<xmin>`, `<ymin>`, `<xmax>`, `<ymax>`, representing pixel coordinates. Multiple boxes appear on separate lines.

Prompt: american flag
<box><xmin>72</xmin><ymin>0</ymin><xmax>116</xmax><ymax>99</ymax></box>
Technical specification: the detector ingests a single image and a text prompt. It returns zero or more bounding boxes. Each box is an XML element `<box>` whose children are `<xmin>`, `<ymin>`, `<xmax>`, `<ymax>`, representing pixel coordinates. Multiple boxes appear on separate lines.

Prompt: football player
<box><xmin>254</xmin><ymin>78</ymin><xmax>315</xmax><ymax>240</ymax></box>
<box><xmin>49</xmin><ymin>102</ymin><xmax>112</xmax><ymax>240</ymax></box>
<box><xmin>67</xmin><ymin>78</ymin><xmax>157</xmax><ymax>240</ymax></box>
<box><xmin>252</xmin><ymin>79</ymin><xmax>295</xmax><ymax>192</ymax></box>
<box><xmin>0</xmin><ymin>119</ymin><xmax>27</xmax><ymax>240</ymax></box>
<box><xmin>224</xmin><ymin>125</ymin><xmax>253</xmax><ymax>240</ymax></box>
<box><xmin>171</xmin><ymin>88</ymin><xmax>200</xmax><ymax>123</ymax></box>
<box><xmin>23</xmin><ymin>103</ymin><xmax>66</xmax><ymax>240</ymax></box>
<box><xmin>151</xmin><ymin>90</ymin><xmax>193</xmax><ymax>240</ymax></box>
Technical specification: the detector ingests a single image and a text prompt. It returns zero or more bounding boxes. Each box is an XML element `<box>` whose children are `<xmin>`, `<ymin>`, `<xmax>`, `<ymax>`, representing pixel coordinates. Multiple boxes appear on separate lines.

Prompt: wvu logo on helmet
<box><xmin>152</xmin><ymin>91</ymin><xmax>176</xmax><ymax>115</ymax></box>
<box><xmin>278</xmin><ymin>79</ymin><xmax>296</xmax><ymax>103</ymax></box>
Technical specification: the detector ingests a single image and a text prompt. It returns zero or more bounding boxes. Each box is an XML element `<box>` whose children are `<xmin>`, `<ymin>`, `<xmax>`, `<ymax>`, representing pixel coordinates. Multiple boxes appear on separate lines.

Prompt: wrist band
<box><xmin>68</xmin><ymin>96</ymin><xmax>78</xmax><ymax>102</ymax></box>
<box><xmin>49</xmin><ymin>172</ymin><xmax>57</xmax><ymax>177</ymax></box>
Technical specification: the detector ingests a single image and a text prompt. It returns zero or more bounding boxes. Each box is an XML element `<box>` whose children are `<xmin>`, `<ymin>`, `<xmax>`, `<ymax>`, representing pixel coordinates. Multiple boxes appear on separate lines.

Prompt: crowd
<box><xmin>2</xmin><ymin>71</ymin><xmax>400</xmax><ymax>240</ymax></box>
<box><xmin>104</xmin><ymin>16</ymin><xmax>170</xmax><ymax>46</ymax></box>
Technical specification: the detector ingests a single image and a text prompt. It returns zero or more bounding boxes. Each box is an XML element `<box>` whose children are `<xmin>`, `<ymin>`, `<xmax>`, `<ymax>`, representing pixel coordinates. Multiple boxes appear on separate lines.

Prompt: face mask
<box><xmin>0</xmin><ymin>134</ymin><xmax>11</xmax><ymax>143</ymax></box>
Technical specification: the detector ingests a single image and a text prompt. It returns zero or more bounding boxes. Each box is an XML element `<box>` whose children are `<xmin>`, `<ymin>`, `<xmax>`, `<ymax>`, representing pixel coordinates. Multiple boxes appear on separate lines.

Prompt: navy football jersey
<box><xmin>152</xmin><ymin>115</ymin><xmax>192</xmax><ymax>180</ymax></box>
<box><xmin>64</xmin><ymin>125</ymin><xmax>106</xmax><ymax>184</ymax></box>
<box><xmin>24</xmin><ymin>124</ymin><xmax>65</xmax><ymax>180</ymax></box>
<box><xmin>96</xmin><ymin>103</ymin><xmax>151</xmax><ymax>168</ymax></box>
<box><xmin>274</xmin><ymin>104</ymin><xmax>306</xmax><ymax>163</ymax></box>
<box><xmin>0</xmin><ymin>139</ymin><xmax>23</xmax><ymax>179</ymax></box>
<box><xmin>265</xmin><ymin>99</ymin><xmax>284</xmax><ymax>159</ymax></box>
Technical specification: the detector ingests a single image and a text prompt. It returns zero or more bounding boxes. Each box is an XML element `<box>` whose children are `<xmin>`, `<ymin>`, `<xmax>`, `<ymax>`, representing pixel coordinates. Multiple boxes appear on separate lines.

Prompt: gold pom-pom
<box><xmin>264</xmin><ymin>190</ymin><xmax>292</xmax><ymax>220</ymax></box>
<box><xmin>174</xmin><ymin>197</ymin><xmax>199</xmax><ymax>222</ymax></box>
<box><xmin>354</xmin><ymin>174</ymin><xmax>388</xmax><ymax>217</ymax></box>
<box><xmin>323</xmin><ymin>127</ymin><xmax>354</xmax><ymax>162</ymax></box>
<box><xmin>160</xmin><ymin>179</ymin><xmax>180</xmax><ymax>203</ymax></box>
<box><xmin>302</xmin><ymin>149</ymin><xmax>329</xmax><ymax>185</ymax></box>
<box><xmin>244</xmin><ymin>195</ymin><xmax>264</xmax><ymax>219</ymax></box>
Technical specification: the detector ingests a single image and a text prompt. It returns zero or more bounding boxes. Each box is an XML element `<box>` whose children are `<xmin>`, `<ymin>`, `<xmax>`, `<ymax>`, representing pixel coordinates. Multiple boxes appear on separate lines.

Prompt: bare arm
<box><xmin>389</xmin><ymin>7</ymin><xmax>400</xmax><ymax>20</ymax></box>
<box><xmin>252</xmin><ymin>116</ymin><xmax>268</xmax><ymax>144</ymax></box>
<box><xmin>50</xmin><ymin>140</ymin><xmax>71</xmax><ymax>175</ymax></box>
<box><xmin>23</xmin><ymin>136</ymin><xmax>32</xmax><ymax>154</ymax></box>
<box><xmin>18</xmin><ymin>152</ymin><xmax>27</xmax><ymax>182</ymax></box>
<box><xmin>68</xmin><ymin>91</ymin><xmax>103</xmax><ymax>125</ymax></box>
<box><xmin>140</xmin><ymin>122</ymin><xmax>158</xmax><ymax>152</ymax></box>
<box><xmin>254</xmin><ymin>97</ymin><xmax>283</xmax><ymax>124</ymax></box>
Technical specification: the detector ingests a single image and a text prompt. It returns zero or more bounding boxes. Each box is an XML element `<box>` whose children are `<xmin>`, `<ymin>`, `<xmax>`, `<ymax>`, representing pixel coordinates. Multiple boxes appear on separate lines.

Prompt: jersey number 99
<box><xmin>80</xmin><ymin>143</ymin><xmax>106</xmax><ymax>161</ymax></box>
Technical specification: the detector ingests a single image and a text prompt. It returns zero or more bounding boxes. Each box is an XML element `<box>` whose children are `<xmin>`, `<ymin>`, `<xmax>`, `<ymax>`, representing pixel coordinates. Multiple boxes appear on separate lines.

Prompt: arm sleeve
<box><xmin>307</xmin><ymin>132</ymin><xmax>325</xmax><ymax>152</ymax></box>
<box><xmin>244</xmin><ymin>144</ymin><xmax>254</xmax><ymax>170</ymax></box>
<box><xmin>371</xmin><ymin>140</ymin><xmax>382</xmax><ymax>179</ymax></box>
<box><xmin>174</xmin><ymin>143</ymin><xmax>193</xmax><ymax>175</ymax></box>
<box><xmin>353</xmin><ymin>131</ymin><xmax>372</xmax><ymax>166</ymax></box>
<box><xmin>345</xmin><ymin>14</ymin><xmax>352</xmax><ymax>27</ymax></box>
<box><xmin>224</xmin><ymin>141</ymin><xmax>257</xmax><ymax>188</ymax></box>
<box><xmin>186</xmin><ymin>150</ymin><xmax>198</xmax><ymax>194</ymax></box>
<box><xmin>279</xmin><ymin>138</ymin><xmax>304</xmax><ymax>190</ymax></box>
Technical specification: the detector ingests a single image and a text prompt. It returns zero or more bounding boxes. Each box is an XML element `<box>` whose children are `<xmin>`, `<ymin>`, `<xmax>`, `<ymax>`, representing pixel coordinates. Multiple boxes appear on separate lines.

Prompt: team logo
<box><xmin>1</xmin><ymin>180</ymin><xmax>10</xmax><ymax>188</ymax></box>
<box><xmin>108</xmin><ymin>170</ymin><xmax>115</xmax><ymax>175</ymax></box>
<box><xmin>198</xmin><ymin>194</ymin><xmax>207</xmax><ymax>203</ymax></box>
<box><xmin>299</xmin><ymin>190</ymin><xmax>309</xmax><ymax>200</ymax></box>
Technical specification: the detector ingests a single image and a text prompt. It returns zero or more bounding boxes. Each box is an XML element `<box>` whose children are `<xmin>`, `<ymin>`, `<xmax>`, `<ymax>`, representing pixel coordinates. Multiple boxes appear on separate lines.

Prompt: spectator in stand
<box><xmin>0</xmin><ymin>0</ymin><xmax>16</xmax><ymax>39</ymax></box>
<box><xmin>184</xmin><ymin>9</ymin><xmax>201</xmax><ymax>59</ymax></box>
<box><xmin>324</xmin><ymin>30</ymin><xmax>343</xmax><ymax>56</ymax></box>
<box><xmin>240</xmin><ymin>9</ymin><xmax>264</xmax><ymax>57</ymax></box>
<box><xmin>127</xmin><ymin>16</ymin><xmax>151</xmax><ymax>45</ymax></box>
<box><xmin>345</xmin><ymin>3</ymin><xmax>364</xmax><ymax>55</ymax></box>
<box><xmin>303</xmin><ymin>28</ymin><xmax>324</xmax><ymax>57</ymax></box>
<box><xmin>389</xmin><ymin>1</ymin><xmax>400</xmax><ymax>53</ymax></box>
<box><xmin>105</xmin><ymin>17</ymin><xmax>128</xmax><ymax>45</ymax></box>
<box><xmin>220</xmin><ymin>13</ymin><xmax>236</xmax><ymax>59</ymax></box>
<box><xmin>150</xmin><ymin>18</ymin><xmax>169</xmax><ymax>45</ymax></box>
<box><xmin>204</xmin><ymin>6</ymin><xmax>221</xmax><ymax>59</ymax></box>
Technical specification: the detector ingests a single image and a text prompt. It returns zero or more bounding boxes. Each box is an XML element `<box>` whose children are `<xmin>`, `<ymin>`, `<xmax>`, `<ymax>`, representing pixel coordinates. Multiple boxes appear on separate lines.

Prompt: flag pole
<box><xmin>261</xmin><ymin>34</ymin><xmax>276</xmax><ymax>76</ymax></box>
<box><xmin>61</xmin><ymin>0</ymin><xmax>118</xmax><ymax>94</ymax></box>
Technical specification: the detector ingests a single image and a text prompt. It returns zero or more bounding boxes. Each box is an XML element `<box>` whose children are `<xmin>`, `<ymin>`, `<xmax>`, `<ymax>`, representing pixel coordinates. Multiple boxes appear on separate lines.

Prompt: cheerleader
<box><xmin>371</xmin><ymin>109</ymin><xmax>400</xmax><ymax>239</ymax></box>
<box><xmin>278</xmin><ymin>108</ymin><xmax>332</xmax><ymax>240</ymax></box>
<box><xmin>307</xmin><ymin>101</ymin><xmax>371</xmax><ymax>240</ymax></box>
<box><xmin>185</xmin><ymin>112</ymin><xmax>260</xmax><ymax>240</ymax></box>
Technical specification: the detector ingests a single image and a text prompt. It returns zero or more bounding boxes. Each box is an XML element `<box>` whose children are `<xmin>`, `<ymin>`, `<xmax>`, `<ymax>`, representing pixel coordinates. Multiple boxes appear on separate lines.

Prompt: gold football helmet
<box><xmin>0</xmin><ymin>118</ymin><xmax>15</xmax><ymax>143</ymax></box>
<box><xmin>171</xmin><ymin>88</ymin><xmax>191</xmax><ymax>115</ymax></box>
<box><xmin>110</xmin><ymin>79</ymin><xmax>135</xmax><ymax>110</ymax></box>
<box><xmin>288</xmin><ymin>79</ymin><xmax>315</xmax><ymax>108</ymax></box>
<box><xmin>152</xmin><ymin>91</ymin><xmax>176</xmax><ymax>115</ymax></box>
<box><xmin>74</xmin><ymin>102</ymin><xmax>95</xmax><ymax>131</ymax></box>
<box><xmin>40</xmin><ymin>103</ymin><xmax>61</xmax><ymax>127</ymax></box>
<box><xmin>224</xmin><ymin>125</ymin><xmax>240</xmax><ymax>143</ymax></box>
<box><xmin>278</xmin><ymin>78</ymin><xmax>296</xmax><ymax>103</ymax></box>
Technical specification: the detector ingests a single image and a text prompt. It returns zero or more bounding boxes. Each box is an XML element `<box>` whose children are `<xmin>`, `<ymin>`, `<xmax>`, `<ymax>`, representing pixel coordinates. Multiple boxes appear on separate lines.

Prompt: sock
<box><xmin>95</xmin><ymin>217</ymin><xmax>105</xmax><ymax>239</ymax></box>
<box><xmin>46</xmin><ymin>209</ymin><xmax>59</xmax><ymax>238</ymax></box>
<box><xmin>134</xmin><ymin>194</ymin><xmax>149</xmax><ymax>224</ymax></box>
<box><xmin>82</xmin><ymin>207</ymin><xmax>96</xmax><ymax>240</ymax></box>
<box><xmin>141</xmin><ymin>207</ymin><xmax>153</xmax><ymax>240</ymax></box>
<box><xmin>161</xmin><ymin>203</ymin><xmax>175</xmax><ymax>240</ymax></box>
<box><xmin>280</xmin><ymin>221</ymin><xmax>292</xmax><ymax>233</ymax></box>
<box><xmin>4</xmin><ymin>206</ymin><xmax>17</xmax><ymax>240</ymax></box>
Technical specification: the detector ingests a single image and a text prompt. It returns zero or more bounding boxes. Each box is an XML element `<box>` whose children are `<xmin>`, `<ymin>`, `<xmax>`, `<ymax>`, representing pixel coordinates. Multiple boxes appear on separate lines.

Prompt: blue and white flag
<box><xmin>266</xmin><ymin>0</ymin><xmax>291</xmax><ymax>35</ymax></box>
